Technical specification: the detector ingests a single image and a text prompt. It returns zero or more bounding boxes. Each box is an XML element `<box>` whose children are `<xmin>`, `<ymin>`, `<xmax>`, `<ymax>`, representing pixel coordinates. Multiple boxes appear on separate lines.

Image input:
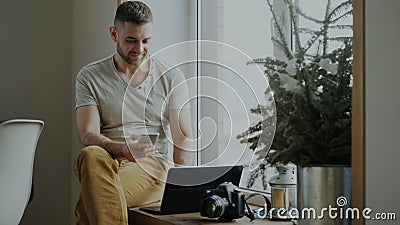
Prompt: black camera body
<box><xmin>200</xmin><ymin>182</ymin><xmax>245</xmax><ymax>221</ymax></box>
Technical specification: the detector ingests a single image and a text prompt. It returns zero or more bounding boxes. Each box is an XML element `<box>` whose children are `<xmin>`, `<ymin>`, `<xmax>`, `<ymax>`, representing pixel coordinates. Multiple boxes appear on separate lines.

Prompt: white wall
<box><xmin>0</xmin><ymin>0</ymin><xmax>73</xmax><ymax>224</ymax></box>
<box><xmin>365</xmin><ymin>0</ymin><xmax>400</xmax><ymax>224</ymax></box>
<box><xmin>139</xmin><ymin>0</ymin><xmax>192</xmax><ymax>54</ymax></box>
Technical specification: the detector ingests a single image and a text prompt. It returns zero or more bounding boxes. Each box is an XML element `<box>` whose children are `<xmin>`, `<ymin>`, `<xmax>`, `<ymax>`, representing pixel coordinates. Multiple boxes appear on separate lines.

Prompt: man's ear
<box><xmin>110</xmin><ymin>26</ymin><xmax>118</xmax><ymax>42</ymax></box>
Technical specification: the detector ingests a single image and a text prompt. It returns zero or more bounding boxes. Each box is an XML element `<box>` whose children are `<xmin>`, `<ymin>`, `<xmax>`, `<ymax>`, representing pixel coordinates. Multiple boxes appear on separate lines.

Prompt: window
<box><xmin>198</xmin><ymin>0</ymin><xmax>278</xmax><ymax>192</ymax></box>
<box><xmin>197</xmin><ymin>0</ymin><xmax>352</xmax><ymax>192</ymax></box>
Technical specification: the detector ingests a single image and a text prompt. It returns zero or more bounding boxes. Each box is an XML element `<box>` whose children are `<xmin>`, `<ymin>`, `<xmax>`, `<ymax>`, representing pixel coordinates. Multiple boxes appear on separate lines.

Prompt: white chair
<box><xmin>0</xmin><ymin>119</ymin><xmax>44</xmax><ymax>225</ymax></box>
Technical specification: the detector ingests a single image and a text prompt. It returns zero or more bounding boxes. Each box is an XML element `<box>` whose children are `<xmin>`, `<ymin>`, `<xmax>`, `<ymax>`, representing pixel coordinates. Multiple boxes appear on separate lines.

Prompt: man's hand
<box><xmin>77</xmin><ymin>106</ymin><xmax>158</xmax><ymax>162</ymax></box>
<box><xmin>124</xmin><ymin>134</ymin><xmax>157</xmax><ymax>162</ymax></box>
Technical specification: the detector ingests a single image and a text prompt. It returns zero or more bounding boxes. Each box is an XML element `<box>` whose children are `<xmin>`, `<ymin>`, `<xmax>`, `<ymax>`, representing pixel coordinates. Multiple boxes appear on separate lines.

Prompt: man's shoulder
<box><xmin>77</xmin><ymin>56</ymin><xmax>114</xmax><ymax>79</ymax></box>
<box><xmin>81</xmin><ymin>55</ymin><xmax>113</xmax><ymax>72</ymax></box>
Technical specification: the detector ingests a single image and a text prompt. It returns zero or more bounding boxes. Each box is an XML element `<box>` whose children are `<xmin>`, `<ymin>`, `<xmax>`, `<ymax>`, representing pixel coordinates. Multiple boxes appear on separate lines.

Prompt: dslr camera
<box><xmin>200</xmin><ymin>182</ymin><xmax>245</xmax><ymax>221</ymax></box>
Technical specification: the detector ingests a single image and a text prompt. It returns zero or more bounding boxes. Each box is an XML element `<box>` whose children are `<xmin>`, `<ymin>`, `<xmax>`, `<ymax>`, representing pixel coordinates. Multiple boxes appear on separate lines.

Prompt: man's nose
<box><xmin>134</xmin><ymin>42</ymin><xmax>145</xmax><ymax>53</ymax></box>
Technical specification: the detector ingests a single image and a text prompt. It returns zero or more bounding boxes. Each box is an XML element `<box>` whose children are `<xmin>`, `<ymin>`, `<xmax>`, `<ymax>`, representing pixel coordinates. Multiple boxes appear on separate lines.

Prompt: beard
<box><xmin>117</xmin><ymin>42</ymin><xmax>148</xmax><ymax>67</ymax></box>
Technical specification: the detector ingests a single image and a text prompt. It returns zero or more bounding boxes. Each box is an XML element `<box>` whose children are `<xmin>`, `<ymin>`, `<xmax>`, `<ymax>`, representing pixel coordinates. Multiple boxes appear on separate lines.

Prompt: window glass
<box><xmin>199</xmin><ymin>0</ymin><xmax>276</xmax><ymax>192</ymax></box>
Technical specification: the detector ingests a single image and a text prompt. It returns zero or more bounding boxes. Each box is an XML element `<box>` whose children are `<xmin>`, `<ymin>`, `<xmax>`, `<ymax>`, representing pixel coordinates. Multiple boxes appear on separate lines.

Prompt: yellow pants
<box><xmin>74</xmin><ymin>146</ymin><xmax>167</xmax><ymax>225</ymax></box>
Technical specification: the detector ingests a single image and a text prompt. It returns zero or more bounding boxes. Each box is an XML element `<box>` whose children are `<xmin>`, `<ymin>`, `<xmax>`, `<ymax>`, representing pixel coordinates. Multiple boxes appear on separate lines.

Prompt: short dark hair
<box><xmin>114</xmin><ymin>1</ymin><xmax>153</xmax><ymax>27</ymax></box>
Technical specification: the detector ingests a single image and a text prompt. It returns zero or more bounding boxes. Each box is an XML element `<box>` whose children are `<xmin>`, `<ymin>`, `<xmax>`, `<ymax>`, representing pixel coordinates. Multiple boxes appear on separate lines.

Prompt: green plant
<box><xmin>237</xmin><ymin>0</ymin><xmax>353</xmax><ymax>188</ymax></box>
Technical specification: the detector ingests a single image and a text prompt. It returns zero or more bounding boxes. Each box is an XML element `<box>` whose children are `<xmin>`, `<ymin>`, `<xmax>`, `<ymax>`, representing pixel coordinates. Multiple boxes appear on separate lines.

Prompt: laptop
<box><xmin>140</xmin><ymin>165</ymin><xmax>243</xmax><ymax>215</ymax></box>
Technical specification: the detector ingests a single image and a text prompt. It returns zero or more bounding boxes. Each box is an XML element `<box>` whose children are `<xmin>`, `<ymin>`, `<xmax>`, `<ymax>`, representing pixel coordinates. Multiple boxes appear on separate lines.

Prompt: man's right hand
<box><xmin>123</xmin><ymin>134</ymin><xmax>157</xmax><ymax>162</ymax></box>
<box><xmin>77</xmin><ymin>106</ymin><xmax>157</xmax><ymax>162</ymax></box>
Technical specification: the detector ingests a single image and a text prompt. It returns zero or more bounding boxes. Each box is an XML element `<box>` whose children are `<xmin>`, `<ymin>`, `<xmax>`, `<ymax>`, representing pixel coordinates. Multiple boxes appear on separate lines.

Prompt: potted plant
<box><xmin>237</xmin><ymin>0</ymin><xmax>353</xmax><ymax>224</ymax></box>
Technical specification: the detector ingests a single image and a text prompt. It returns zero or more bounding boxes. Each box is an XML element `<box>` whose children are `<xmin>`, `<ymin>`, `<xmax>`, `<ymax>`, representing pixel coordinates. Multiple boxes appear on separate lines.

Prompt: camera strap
<box><xmin>244</xmin><ymin>193</ymin><xmax>272</xmax><ymax>221</ymax></box>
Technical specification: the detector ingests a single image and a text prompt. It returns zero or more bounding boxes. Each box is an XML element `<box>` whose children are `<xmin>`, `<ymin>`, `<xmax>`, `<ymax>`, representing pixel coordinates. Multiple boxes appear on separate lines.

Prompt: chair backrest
<box><xmin>0</xmin><ymin>119</ymin><xmax>44</xmax><ymax>225</ymax></box>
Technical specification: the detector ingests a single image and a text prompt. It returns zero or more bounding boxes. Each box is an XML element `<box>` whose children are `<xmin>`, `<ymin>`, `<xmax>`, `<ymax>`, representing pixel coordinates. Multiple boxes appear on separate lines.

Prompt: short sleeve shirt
<box><xmin>75</xmin><ymin>55</ymin><xmax>190</xmax><ymax>157</ymax></box>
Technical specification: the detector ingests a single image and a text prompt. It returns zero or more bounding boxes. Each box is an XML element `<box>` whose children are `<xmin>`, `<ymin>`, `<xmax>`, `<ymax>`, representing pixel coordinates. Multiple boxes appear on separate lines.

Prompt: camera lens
<box><xmin>200</xmin><ymin>195</ymin><xmax>229</xmax><ymax>218</ymax></box>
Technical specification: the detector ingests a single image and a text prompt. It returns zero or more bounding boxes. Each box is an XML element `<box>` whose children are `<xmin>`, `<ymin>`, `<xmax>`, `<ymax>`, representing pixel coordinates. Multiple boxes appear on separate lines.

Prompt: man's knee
<box><xmin>74</xmin><ymin>146</ymin><xmax>114</xmax><ymax>179</ymax></box>
<box><xmin>79</xmin><ymin>145</ymin><xmax>110</xmax><ymax>158</ymax></box>
<box><xmin>77</xmin><ymin>146</ymin><xmax>111</xmax><ymax>164</ymax></box>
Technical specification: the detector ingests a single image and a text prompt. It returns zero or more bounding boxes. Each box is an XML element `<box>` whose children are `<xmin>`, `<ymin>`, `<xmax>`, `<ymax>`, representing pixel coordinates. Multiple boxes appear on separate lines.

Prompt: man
<box><xmin>74</xmin><ymin>1</ymin><xmax>194</xmax><ymax>224</ymax></box>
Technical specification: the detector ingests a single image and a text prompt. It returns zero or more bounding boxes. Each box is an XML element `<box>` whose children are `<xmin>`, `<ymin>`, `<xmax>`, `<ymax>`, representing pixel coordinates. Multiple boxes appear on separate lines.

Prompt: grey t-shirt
<box><xmin>75</xmin><ymin>55</ymin><xmax>190</xmax><ymax>158</ymax></box>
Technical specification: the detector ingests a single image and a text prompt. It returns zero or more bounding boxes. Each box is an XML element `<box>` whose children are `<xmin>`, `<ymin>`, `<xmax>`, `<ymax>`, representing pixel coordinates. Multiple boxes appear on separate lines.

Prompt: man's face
<box><xmin>111</xmin><ymin>21</ymin><xmax>153</xmax><ymax>67</ymax></box>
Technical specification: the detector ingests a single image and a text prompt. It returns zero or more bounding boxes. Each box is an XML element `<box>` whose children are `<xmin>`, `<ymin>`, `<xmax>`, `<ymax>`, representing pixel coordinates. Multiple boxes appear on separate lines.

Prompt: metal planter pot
<box><xmin>297</xmin><ymin>166</ymin><xmax>352</xmax><ymax>225</ymax></box>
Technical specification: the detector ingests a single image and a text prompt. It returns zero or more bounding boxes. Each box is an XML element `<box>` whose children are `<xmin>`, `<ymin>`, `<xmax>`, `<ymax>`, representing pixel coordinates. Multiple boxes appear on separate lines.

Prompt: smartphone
<box><xmin>138</xmin><ymin>133</ymin><xmax>159</xmax><ymax>144</ymax></box>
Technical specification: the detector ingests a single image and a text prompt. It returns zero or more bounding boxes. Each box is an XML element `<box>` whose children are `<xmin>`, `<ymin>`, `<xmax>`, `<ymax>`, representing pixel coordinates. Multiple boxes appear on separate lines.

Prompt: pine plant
<box><xmin>237</xmin><ymin>0</ymin><xmax>353</xmax><ymax>188</ymax></box>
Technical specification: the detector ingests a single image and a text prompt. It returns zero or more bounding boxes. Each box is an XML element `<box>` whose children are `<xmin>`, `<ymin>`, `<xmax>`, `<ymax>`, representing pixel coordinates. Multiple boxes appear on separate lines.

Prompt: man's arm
<box><xmin>76</xmin><ymin>105</ymin><xmax>154</xmax><ymax>162</ymax></box>
<box><xmin>169</xmin><ymin>108</ymin><xmax>196</xmax><ymax>166</ymax></box>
